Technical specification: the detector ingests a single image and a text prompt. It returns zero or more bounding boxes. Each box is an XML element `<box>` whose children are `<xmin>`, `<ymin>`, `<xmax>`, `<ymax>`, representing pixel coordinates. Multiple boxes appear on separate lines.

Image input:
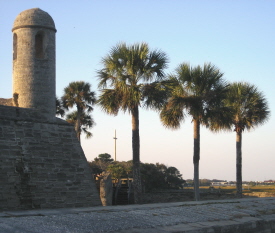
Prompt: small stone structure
<box><xmin>0</xmin><ymin>8</ymin><xmax>101</xmax><ymax>210</ymax></box>
<box><xmin>99</xmin><ymin>172</ymin><xmax>113</xmax><ymax>206</ymax></box>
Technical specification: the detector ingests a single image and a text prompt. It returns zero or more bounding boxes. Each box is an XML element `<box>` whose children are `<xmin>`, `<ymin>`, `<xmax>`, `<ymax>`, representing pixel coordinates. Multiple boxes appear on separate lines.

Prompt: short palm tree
<box><xmin>62</xmin><ymin>81</ymin><xmax>96</xmax><ymax>142</ymax></box>
<box><xmin>160</xmin><ymin>62</ymin><xmax>229</xmax><ymax>201</ymax></box>
<box><xmin>56</xmin><ymin>97</ymin><xmax>65</xmax><ymax>117</ymax></box>
<box><xmin>66</xmin><ymin>110</ymin><xmax>95</xmax><ymax>140</ymax></box>
<box><xmin>97</xmin><ymin>42</ymin><xmax>169</xmax><ymax>204</ymax></box>
<box><xmin>223</xmin><ymin>82</ymin><xmax>270</xmax><ymax>197</ymax></box>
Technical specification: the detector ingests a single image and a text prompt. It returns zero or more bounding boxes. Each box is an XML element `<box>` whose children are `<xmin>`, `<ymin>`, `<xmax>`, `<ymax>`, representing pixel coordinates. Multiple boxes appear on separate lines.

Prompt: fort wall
<box><xmin>0</xmin><ymin>105</ymin><xmax>101</xmax><ymax>210</ymax></box>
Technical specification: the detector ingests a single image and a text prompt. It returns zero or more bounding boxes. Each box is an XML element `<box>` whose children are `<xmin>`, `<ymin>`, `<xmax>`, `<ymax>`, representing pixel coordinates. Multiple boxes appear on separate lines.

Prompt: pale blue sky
<box><xmin>1</xmin><ymin>1</ymin><xmax>274</xmax><ymax>181</ymax></box>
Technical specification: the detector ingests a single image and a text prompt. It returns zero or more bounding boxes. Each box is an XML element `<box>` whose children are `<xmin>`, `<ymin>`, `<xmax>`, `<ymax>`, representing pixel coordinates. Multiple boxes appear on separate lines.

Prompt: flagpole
<box><xmin>113</xmin><ymin>130</ymin><xmax>118</xmax><ymax>161</ymax></box>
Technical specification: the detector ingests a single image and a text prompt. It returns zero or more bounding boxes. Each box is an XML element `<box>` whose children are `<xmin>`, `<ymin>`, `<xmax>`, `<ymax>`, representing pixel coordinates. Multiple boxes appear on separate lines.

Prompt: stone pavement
<box><xmin>0</xmin><ymin>197</ymin><xmax>275</xmax><ymax>232</ymax></box>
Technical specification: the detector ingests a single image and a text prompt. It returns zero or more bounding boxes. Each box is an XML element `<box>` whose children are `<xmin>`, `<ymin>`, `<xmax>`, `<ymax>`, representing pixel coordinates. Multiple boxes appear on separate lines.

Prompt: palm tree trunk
<box><xmin>132</xmin><ymin>106</ymin><xmax>142</xmax><ymax>204</ymax></box>
<box><xmin>236</xmin><ymin>131</ymin><xmax>242</xmax><ymax>197</ymax></box>
<box><xmin>76</xmin><ymin>111</ymin><xmax>81</xmax><ymax>143</ymax></box>
<box><xmin>193</xmin><ymin>118</ymin><xmax>200</xmax><ymax>201</ymax></box>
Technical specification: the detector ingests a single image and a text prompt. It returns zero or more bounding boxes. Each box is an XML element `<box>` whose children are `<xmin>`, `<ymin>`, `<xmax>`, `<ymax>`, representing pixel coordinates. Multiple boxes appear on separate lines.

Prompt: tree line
<box><xmin>88</xmin><ymin>153</ymin><xmax>185</xmax><ymax>192</ymax></box>
<box><xmin>56</xmin><ymin>42</ymin><xmax>270</xmax><ymax>204</ymax></box>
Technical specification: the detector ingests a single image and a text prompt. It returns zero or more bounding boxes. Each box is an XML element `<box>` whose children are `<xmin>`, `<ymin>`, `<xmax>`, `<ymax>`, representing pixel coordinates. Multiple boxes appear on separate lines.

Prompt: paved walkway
<box><xmin>0</xmin><ymin>197</ymin><xmax>275</xmax><ymax>232</ymax></box>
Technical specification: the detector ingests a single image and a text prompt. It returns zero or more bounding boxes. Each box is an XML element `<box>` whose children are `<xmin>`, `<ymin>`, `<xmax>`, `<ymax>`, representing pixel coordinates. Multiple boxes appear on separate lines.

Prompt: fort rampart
<box><xmin>0</xmin><ymin>105</ymin><xmax>101</xmax><ymax>210</ymax></box>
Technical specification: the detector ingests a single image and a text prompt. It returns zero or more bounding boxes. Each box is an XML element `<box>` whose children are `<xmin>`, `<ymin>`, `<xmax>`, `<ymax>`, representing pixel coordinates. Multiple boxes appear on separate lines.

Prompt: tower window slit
<box><xmin>35</xmin><ymin>33</ymin><xmax>44</xmax><ymax>58</ymax></box>
<box><xmin>13</xmin><ymin>33</ymin><xmax>17</xmax><ymax>60</ymax></box>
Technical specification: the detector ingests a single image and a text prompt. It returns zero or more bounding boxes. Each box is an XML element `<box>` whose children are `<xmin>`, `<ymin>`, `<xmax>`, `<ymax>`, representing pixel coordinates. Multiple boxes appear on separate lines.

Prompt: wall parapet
<box><xmin>0</xmin><ymin>105</ymin><xmax>69</xmax><ymax>125</ymax></box>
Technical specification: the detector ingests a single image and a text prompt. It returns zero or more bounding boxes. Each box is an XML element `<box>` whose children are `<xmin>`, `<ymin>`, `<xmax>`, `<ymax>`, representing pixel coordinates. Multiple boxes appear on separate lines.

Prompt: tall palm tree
<box><xmin>97</xmin><ymin>42</ymin><xmax>169</xmax><ymax>204</ymax></box>
<box><xmin>222</xmin><ymin>82</ymin><xmax>270</xmax><ymax>197</ymax></box>
<box><xmin>62</xmin><ymin>81</ymin><xmax>96</xmax><ymax>141</ymax></box>
<box><xmin>66</xmin><ymin>110</ymin><xmax>95</xmax><ymax>141</ymax></box>
<box><xmin>160</xmin><ymin>62</ymin><xmax>229</xmax><ymax>201</ymax></box>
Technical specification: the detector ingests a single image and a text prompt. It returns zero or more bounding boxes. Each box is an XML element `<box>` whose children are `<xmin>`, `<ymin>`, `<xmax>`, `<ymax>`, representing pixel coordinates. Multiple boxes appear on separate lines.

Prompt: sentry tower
<box><xmin>12</xmin><ymin>8</ymin><xmax>56</xmax><ymax>120</ymax></box>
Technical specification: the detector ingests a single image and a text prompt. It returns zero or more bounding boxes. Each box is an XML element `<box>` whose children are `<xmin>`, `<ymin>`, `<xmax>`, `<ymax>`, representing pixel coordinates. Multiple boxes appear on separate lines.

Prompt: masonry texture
<box><xmin>0</xmin><ymin>105</ymin><xmax>101</xmax><ymax>210</ymax></box>
<box><xmin>12</xmin><ymin>8</ymin><xmax>56</xmax><ymax>121</ymax></box>
<box><xmin>0</xmin><ymin>8</ymin><xmax>101</xmax><ymax>210</ymax></box>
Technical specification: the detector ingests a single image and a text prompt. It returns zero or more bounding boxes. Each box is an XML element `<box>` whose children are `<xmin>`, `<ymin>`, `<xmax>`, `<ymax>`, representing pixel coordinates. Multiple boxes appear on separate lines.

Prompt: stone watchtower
<box><xmin>12</xmin><ymin>8</ymin><xmax>56</xmax><ymax>120</ymax></box>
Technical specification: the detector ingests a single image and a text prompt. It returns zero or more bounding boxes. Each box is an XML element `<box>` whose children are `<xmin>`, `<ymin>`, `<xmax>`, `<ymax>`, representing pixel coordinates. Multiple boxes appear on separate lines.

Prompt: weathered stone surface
<box><xmin>12</xmin><ymin>8</ymin><xmax>56</xmax><ymax>121</ymax></box>
<box><xmin>0</xmin><ymin>98</ymin><xmax>13</xmax><ymax>106</ymax></box>
<box><xmin>0</xmin><ymin>106</ymin><xmax>101</xmax><ymax>210</ymax></box>
<box><xmin>99</xmin><ymin>172</ymin><xmax>113</xmax><ymax>206</ymax></box>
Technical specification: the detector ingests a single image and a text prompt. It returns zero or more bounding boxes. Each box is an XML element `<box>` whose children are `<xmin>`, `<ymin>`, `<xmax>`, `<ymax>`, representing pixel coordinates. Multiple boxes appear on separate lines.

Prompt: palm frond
<box><xmin>142</xmin><ymin>80</ymin><xmax>171</xmax><ymax>110</ymax></box>
<box><xmin>225</xmin><ymin>82</ymin><xmax>270</xmax><ymax>132</ymax></box>
<box><xmin>97</xmin><ymin>89</ymin><xmax>121</xmax><ymax>115</ymax></box>
<box><xmin>160</xmin><ymin>102</ymin><xmax>185</xmax><ymax>129</ymax></box>
<box><xmin>62</xmin><ymin>81</ymin><xmax>96</xmax><ymax>112</ymax></box>
<box><xmin>97</xmin><ymin>42</ymin><xmax>169</xmax><ymax>114</ymax></box>
<box><xmin>56</xmin><ymin>97</ymin><xmax>65</xmax><ymax>117</ymax></box>
<box><xmin>66</xmin><ymin>110</ymin><xmax>95</xmax><ymax>139</ymax></box>
<box><xmin>160</xmin><ymin>62</ymin><xmax>229</xmax><ymax>130</ymax></box>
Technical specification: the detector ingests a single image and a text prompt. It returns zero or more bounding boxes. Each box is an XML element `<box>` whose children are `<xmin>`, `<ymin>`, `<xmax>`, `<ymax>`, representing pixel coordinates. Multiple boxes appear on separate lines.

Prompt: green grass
<box><xmin>249</xmin><ymin>185</ymin><xmax>275</xmax><ymax>192</ymax></box>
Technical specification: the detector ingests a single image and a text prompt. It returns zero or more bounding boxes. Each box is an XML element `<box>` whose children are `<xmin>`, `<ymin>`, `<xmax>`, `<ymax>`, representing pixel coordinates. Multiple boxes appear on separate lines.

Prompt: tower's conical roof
<box><xmin>12</xmin><ymin>8</ymin><xmax>56</xmax><ymax>32</ymax></box>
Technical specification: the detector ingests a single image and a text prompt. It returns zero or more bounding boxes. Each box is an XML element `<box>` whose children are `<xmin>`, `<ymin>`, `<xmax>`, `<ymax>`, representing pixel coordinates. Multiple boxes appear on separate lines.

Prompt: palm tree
<box><xmin>222</xmin><ymin>82</ymin><xmax>270</xmax><ymax>197</ymax></box>
<box><xmin>66</xmin><ymin>110</ymin><xmax>95</xmax><ymax>141</ymax></box>
<box><xmin>160</xmin><ymin>62</ymin><xmax>229</xmax><ymax>201</ymax></box>
<box><xmin>97</xmin><ymin>42</ymin><xmax>169</xmax><ymax>204</ymax></box>
<box><xmin>62</xmin><ymin>81</ymin><xmax>96</xmax><ymax>141</ymax></box>
<box><xmin>56</xmin><ymin>97</ymin><xmax>65</xmax><ymax>117</ymax></box>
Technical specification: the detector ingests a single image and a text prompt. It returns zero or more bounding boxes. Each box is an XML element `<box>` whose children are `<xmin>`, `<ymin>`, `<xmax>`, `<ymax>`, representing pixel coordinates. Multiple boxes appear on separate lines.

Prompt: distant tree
<box><xmin>160</xmin><ymin>62</ymin><xmax>229</xmax><ymax>201</ymax></box>
<box><xmin>62</xmin><ymin>81</ymin><xmax>96</xmax><ymax>142</ymax></box>
<box><xmin>107</xmin><ymin>162</ymin><xmax>126</xmax><ymax>181</ymax></box>
<box><xmin>165</xmin><ymin>166</ymin><xmax>185</xmax><ymax>188</ymax></box>
<box><xmin>88</xmin><ymin>161</ymin><xmax>103</xmax><ymax>177</ymax></box>
<box><xmin>140</xmin><ymin>163</ymin><xmax>185</xmax><ymax>191</ymax></box>
<box><xmin>98</xmin><ymin>153</ymin><xmax>114</xmax><ymax>163</ymax></box>
<box><xmin>199</xmin><ymin>179</ymin><xmax>211</xmax><ymax>186</ymax></box>
<box><xmin>90</xmin><ymin>153</ymin><xmax>114</xmax><ymax>175</ymax></box>
<box><xmin>140</xmin><ymin>163</ymin><xmax>166</xmax><ymax>191</ymax></box>
<box><xmin>249</xmin><ymin>182</ymin><xmax>256</xmax><ymax>187</ymax></box>
<box><xmin>97</xmin><ymin>42</ymin><xmax>169</xmax><ymax>204</ymax></box>
<box><xmin>88</xmin><ymin>159</ymin><xmax>185</xmax><ymax>192</ymax></box>
<box><xmin>119</xmin><ymin>160</ymin><xmax>133</xmax><ymax>179</ymax></box>
<box><xmin>156</xmin><ymin>163</ymin><xmax>167</xmax><ymax>173</ymax></box>
<box><xmin>220</xmin><ymin>82</ymin><xmax>270</xmax><ymax>197</ymax></box>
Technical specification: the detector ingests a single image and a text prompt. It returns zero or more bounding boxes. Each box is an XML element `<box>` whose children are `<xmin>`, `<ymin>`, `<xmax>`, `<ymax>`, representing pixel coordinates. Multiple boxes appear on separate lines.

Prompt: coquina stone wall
<box><xmin>0</xmin><ymin>105</ymin><xmax>101</xmax><ymax>210</ymax></box>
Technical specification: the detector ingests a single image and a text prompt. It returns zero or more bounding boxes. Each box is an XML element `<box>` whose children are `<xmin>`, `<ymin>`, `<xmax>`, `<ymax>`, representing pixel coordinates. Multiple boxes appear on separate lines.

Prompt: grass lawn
<box><xmin>142</xmin><ymin>185</ymin><xmax>275</xmax><ymax>203</ymax></box>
